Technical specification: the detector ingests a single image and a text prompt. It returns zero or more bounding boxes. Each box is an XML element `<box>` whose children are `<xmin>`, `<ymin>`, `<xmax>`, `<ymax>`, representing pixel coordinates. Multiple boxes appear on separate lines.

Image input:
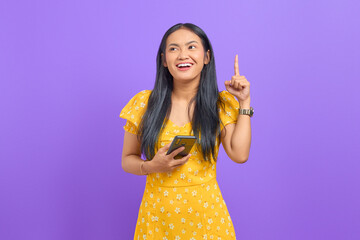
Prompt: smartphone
<box><xmin>166</xmin><ymin>135</ymin><xmax>197</xmax><ymax>159</ymax></box>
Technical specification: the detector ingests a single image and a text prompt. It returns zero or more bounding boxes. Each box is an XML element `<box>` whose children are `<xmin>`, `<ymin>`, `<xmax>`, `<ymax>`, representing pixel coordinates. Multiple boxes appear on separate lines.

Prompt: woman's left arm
<box><xmin>221</xmin><ymin>55</ymin><xmax>252</xmax><ymax>163</ymax></box>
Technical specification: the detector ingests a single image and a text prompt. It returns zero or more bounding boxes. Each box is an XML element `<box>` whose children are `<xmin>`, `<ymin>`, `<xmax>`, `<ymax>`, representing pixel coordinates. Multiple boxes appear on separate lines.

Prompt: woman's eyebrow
<box><xmin>168</xmin><ymin>41</ymin><xmax>199</xmax><ymax>47</ymax></box>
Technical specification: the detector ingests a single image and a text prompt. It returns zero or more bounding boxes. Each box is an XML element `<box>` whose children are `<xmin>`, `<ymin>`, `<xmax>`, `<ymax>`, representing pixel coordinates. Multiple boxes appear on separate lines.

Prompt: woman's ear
<box><xmin>204</xmin><ymin>50</ymin><xmax>210</xmax><ymax>65</ymax></box>
<box><xmin>161</xmin><ymin>53</ymin><xmax>167</xmax><ymax>67</ymax></box>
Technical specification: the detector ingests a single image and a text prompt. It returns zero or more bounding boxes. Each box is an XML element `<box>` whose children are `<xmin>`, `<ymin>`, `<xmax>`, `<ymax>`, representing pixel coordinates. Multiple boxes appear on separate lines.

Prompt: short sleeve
<box><xmin>119</xmin><ymin>90</ymin><xmax>151</xmax><ymax>135</ymax></box>
<box><xmin>218</xmin><ymin>91</ymin><xmax>240</xmax><ymax>131</ymax></box>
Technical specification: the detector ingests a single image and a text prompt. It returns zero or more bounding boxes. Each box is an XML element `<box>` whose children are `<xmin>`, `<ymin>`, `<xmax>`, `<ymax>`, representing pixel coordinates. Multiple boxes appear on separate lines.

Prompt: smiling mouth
<box><xmin>176</xmin><ymin>63</ymin><xmax>193</xmax><ymax>71</ymax></box>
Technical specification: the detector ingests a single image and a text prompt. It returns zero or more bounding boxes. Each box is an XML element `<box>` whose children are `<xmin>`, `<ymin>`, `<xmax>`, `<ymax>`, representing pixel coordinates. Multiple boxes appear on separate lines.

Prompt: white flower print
<box><xmin>192</xmin><ymin>190</ymin><xmax>197</xmax><ymax>196</ymax></box>
<box><xmin>169</xmin><ymin>200</ymin><xmax>174</xmax><ymax>205</ymax></box>
<box><xmin>160</xmin><ymin>207</ymin><xmax>165</xmax><ymax>213</ymax></box>
<box><xmin>180</xmin><ymin>173</ymin><xmax>185</xmax><ymax>179</ymax></box>
<box><xmin>169</xmin><ymin>223</ymin><xmax>174</xmax><ymax>230</ymax></box>
<box><xmin>197</xmin><ymin>222</ymin><xmax>202</xmax><ymax>228</ymax></box>
<box><xmin>188</xmin><ymin>207</ymin><xmax>193</xmax><ymax>213</ymax></box>
<box><xmin>181</xmin><ymin>218</ymin><xmax>186</xmax><ymax>223</ymax></box>
<box><xmin>175</xmin><ymin>236</ymin><xmax>181</xmax><ymax>240</ymax></box>
<box><xmin>164</xmin><ymin>191</ymin><xmax>168</xmax><ymax>197</ymax></box>
<box><xmin>175</xmin><ymin>207</ymin><xmax>180</xmax><ymax>214</ymax></box>
<box><xmin>176</xmin><ymin>194</ymin><xmax>182</xmax><ymax>200</ymax></box>
<box><xmin>203</xmin><ymin>202</ymin><xmax>208</xmax><ymax>208</ymax></box>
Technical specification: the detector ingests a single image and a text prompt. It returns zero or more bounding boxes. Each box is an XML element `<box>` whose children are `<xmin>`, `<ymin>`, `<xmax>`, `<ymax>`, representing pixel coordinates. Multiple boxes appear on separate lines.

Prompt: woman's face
<box><xmin>163</xmin><ymin>28</ymin><xmax>210</xmax><ymax>83</ymax></box>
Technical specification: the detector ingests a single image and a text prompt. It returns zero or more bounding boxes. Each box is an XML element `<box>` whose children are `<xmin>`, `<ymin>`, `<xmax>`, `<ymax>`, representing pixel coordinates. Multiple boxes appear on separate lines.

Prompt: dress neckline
<box><xmin>168</xmin><ymin>119</ymin><xmax>191</xmax><ymax>128</ymax></box>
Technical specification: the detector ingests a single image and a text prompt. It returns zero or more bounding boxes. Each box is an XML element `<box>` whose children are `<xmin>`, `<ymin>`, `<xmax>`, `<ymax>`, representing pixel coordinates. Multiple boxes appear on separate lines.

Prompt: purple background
<box><xmin>1</xmin><ymin>0</ymin><xmax>359</xmax><ymax>239</ymax></box>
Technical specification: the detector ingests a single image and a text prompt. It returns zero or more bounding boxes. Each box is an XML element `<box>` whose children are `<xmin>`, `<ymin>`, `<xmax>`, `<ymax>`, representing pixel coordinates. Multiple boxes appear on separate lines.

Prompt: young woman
<box><xmin>120</xmin><ymin>23</ymin><xmax>253</xmax><ymax>239</ymax></box>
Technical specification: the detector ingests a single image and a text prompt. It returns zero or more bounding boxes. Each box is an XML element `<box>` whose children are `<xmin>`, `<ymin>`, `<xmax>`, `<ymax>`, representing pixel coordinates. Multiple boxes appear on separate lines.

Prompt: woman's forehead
<box><xmin>166</xmin><ymin>28</ymin><xmax>202</xmax><ymax>46</ymax></box>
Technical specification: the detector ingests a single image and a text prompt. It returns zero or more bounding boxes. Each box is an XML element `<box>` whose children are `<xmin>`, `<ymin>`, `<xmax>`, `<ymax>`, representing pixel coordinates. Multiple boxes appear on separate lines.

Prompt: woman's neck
<box><xmin>172</xmin><ymin>78</ymin><xmax>199</xmax><ymax>101</ymax></box>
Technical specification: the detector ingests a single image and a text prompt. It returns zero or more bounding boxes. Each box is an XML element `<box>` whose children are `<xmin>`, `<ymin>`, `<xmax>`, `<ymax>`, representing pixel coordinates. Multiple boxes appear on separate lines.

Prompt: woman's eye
<box><xmin>169</xmin><ymin>47</ymin><xmax>177</xmax><ymax>51</ymax></box>
<box><xmin>189</xmin><ymin>45</ymin><xmax>196</xmax><ymax>49</ymax></box>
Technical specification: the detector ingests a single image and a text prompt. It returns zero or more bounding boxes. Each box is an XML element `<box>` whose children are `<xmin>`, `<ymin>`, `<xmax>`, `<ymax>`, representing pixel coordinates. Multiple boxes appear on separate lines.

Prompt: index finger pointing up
<box><xmin>234</xmin><ymin>54</ymin><xmax>240</xmax><ymax>76</ymax></box>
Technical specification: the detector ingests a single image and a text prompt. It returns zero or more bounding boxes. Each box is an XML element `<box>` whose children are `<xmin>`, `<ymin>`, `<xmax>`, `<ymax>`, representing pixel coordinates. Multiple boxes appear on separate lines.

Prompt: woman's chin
<box><xmin>172</xmin><ymin>73</ymin><xmax>202</xmax><ymax>84</ymax></box>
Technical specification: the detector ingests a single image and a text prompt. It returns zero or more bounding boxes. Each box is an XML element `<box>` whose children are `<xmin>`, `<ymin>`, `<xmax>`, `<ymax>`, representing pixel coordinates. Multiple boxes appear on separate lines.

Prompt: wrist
<box><xmin>142</xmin><ymin>160</ymin><xmax>152</xmax><ymax>175</ymax></box>
<box><xmin>237</xmin><ymin>98</ymin><xmax>251</xmax><ymax>109</ymax></box>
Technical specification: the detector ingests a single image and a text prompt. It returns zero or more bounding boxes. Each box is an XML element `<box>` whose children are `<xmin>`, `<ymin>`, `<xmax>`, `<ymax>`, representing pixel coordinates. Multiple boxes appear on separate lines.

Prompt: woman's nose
<box><xmin>177</xmin><ymin>49</ymin><xmax>189</xmax><ymax>60</ymax></box>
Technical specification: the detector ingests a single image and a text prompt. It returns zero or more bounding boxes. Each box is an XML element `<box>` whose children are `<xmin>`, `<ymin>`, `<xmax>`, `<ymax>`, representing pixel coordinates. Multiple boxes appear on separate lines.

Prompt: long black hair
<box><xmin>138</xmin><ymin>23</ymin><xmax>223</xmax><ymax>162</ymax></box>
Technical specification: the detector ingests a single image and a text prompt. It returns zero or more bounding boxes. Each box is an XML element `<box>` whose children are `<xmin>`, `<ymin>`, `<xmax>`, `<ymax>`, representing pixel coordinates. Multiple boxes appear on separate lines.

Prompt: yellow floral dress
<box><xmin>120</xmin><ymin>90</ymin><xmax>240</xmax><ymax>240</ymax></box>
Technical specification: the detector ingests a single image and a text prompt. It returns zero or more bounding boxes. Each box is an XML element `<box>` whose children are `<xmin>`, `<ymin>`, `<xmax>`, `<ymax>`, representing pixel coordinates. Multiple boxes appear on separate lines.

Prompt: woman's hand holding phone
<box><xmin>143</xmin><ymin>143</ymin><xmax>191</xmax><ymax>174</ymax></box>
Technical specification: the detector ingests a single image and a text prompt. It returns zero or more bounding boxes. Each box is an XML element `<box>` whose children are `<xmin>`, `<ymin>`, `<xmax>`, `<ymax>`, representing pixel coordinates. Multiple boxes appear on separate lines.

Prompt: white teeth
<box><xmin>177</xmin><ymin>63</ymin><xmax>192</xmax><ymax>67</ymax></box>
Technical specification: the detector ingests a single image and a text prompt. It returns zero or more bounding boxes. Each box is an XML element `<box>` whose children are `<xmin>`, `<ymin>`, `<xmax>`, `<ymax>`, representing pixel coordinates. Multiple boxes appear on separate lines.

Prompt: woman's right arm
<box><xmin>121</xmin><ymin>131</ymin><xmax>146</xmax><ymax>175</ymax></box>
<box><xmin>121</xmin><ymin>131</ymin><xmax>191</xmax><ymax>175</ymax></box>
